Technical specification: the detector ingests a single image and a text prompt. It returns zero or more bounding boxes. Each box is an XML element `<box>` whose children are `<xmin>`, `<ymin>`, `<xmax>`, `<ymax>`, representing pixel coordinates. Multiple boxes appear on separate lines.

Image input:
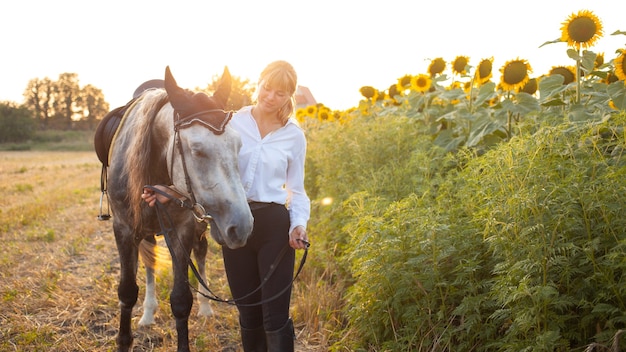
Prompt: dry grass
<box><xmin>0</xmin><ymin>151</ymin><xmax>333</xmax><ymax>351</ymax></box>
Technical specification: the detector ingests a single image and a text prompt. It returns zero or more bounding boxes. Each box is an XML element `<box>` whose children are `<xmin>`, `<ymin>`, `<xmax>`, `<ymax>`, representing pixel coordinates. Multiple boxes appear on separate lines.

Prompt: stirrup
<box><xmin>98</xmin><ymin>190</ymin><xmax>111</xmax><ymax>221</ymax></box>
<box><xmin>97</xmin><ymin>164</ymin><xmax>111</xmax><ymax>221</ymax></box>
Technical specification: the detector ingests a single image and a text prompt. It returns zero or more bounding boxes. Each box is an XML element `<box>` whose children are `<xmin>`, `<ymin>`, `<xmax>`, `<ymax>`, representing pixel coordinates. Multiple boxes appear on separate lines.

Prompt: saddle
<box><xmin>94</xmin><ymin>103</ymin><xmax>132</xmax><ymax>167</ymax></box>
<box><xmin>94</xmin><ymin>79</ymin><xmax>165</xmax><ymax>220</ymax></box>
<box><xmin>94</xmin><ymin>79</ymin><xmax>166</xmax><ymax>166</ymax></box>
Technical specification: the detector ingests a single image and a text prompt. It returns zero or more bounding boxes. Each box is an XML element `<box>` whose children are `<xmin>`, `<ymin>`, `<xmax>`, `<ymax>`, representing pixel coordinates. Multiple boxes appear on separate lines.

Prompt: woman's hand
<box><xmin>289</xmin><ymin>225</ymin><xmax>309</xmax><ymax>250</ymax></box>
<box><xmin>141</xmin><ymin>185</ymin><xmax>172</xmax><ymax>207</ymax></box>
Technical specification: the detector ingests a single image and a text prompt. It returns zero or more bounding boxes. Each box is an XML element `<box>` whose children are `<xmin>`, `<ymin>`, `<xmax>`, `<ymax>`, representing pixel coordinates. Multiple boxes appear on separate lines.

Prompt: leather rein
<box><xmin>146</xmin><ymin>108</ymin><xmax>309</xmax><ymax>307</ymax></box>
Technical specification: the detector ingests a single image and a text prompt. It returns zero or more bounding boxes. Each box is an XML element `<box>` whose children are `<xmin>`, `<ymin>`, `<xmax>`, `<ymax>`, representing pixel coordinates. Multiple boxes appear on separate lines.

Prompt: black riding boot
<box><xmin>266</xmin><ymin>318</ymin><xmax>295</xmax><ymax>352</ymax></box>
<box><xmin>241</xmin><ymin>324</ymin><xmax>267</xmax><ymax>352</ymax></box>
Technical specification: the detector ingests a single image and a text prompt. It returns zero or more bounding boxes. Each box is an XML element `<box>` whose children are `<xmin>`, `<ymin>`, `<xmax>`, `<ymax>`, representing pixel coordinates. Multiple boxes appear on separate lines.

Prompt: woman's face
<box><xmin>257</xmin><ymin>83</ymin><xmax>290</xmax><ymax>114</ymax></box>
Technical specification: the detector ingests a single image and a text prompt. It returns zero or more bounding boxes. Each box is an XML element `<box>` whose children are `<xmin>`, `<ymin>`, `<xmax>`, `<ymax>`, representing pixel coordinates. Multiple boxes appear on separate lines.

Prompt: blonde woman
<box><xmin>226</xmin><ymin>60</ymin><xmax>310</xmax><ymax>351</ymax></box>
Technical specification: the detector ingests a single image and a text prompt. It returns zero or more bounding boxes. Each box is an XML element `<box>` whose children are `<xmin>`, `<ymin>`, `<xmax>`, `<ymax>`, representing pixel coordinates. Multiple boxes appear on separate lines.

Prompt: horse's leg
<box><xmin>114</xmin><ymin>225</ymin><xmax>140</xmax><ymax>352</ymax></box>
<box><xmin>170</xmin><ymin>226</ymin><xmax>195</xmax><ymax>352</ymax></box>
<box><xmin>193</xmin><ymin>232</ymin><xmax>213</xmax><ymax>317</ymax></box>
<box><xmin>138</xmin><ymin>236</ymin><xmax>158</xmax><ymax>325</ymax></box>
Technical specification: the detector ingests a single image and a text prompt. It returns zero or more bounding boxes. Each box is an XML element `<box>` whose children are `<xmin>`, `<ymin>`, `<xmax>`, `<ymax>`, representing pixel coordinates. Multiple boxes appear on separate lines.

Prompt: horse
<box><xmin>103</xmin><ymin>66</ymin><xmax>254</xmax><ymax>352</ymax></box>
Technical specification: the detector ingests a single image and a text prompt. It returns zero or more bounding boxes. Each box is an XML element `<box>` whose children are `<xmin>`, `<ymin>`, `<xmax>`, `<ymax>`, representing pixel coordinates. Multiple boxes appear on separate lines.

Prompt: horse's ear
<box><xmin>213</xmin><ymin>66</ymin><xmax>232</xmax><ymax>107</ymax></box>
<box><xmin>164</xmin><ymin>66</ymin><xmax>189</xmax><ymax>107</ymax></box>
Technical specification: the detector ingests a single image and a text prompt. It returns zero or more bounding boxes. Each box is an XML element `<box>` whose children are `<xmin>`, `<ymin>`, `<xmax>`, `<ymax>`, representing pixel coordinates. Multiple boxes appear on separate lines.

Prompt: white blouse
<box><xmin>230</xmin><ymin>106</ymin><xmax>310</xmax><ymax>233</ymax></box>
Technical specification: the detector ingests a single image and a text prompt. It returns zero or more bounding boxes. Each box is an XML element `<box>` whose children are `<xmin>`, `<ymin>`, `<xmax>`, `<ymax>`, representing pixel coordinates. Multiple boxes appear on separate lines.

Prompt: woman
<box><xmin>226</xmin><ymin>59</ymin><xmax>310</xmax><ymax>351</ymax></box>
<box><xmin>143</xmin><ymin>60</ymin><xmax>310</xmax><ymax>351</ymax></box>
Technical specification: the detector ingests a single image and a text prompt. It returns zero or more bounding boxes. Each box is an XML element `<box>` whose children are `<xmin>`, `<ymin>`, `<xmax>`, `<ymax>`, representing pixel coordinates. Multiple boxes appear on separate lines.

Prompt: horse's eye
<box><xmin>190</xmin><ymin>143</ymin><xmax>208</xmax><ymax>158</ymax></box>
<box><xmin>193</xmin><ymin>149</ymin><xmax>209</xmax><ymax>159</ymax></box>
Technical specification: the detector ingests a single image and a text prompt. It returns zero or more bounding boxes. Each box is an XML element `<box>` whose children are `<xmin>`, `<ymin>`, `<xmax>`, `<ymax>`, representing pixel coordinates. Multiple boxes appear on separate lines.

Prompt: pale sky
<box><xmin>1</xmin><ymin>0</ymin><xmax>623</xmax><ymax>111</ymax></box>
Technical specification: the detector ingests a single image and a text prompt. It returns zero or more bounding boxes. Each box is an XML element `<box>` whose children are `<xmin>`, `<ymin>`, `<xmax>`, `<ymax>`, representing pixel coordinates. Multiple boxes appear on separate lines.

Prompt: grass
<box><xmin>0</xmin><ymin>150</ymin><xmax>330</xmax><ymax>351</ymax></box>
<box><xmin>0</xmin><ymin>130</ymin><xmax>95</xmax><ymax>152</ymax></box>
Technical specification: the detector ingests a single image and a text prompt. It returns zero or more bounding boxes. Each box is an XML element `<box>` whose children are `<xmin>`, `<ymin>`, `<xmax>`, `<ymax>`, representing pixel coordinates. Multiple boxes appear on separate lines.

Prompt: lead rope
<box><xmin>151</xmin><ymin>194</ymin><xmax>309</xmax><ymax>307</ymax></box>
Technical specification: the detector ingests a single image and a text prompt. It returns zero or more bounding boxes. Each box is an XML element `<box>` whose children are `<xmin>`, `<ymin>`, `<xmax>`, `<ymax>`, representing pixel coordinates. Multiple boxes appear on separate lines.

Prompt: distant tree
<box><xmin>0</xmin><ymin>101</ymin><xmax>36</xmax><ymax>143</ymax></box>
<box><xmin>53</xmin><ymin>73</ymin><xmax>80</xmax><ymax>129</ymax></box>
<box><xmin>199</xmin><ymin>73</ymin><xmax>255</xmax><ymax>111</ymax></box>
<box><xmin>77</xmin><ymin>84</ymin><xmax>110</xmax><ymax>130</ymax></box>
<box><xmin>24</xmin><ymin>77</ymin><xmax>54</xmax><ymax>129</ymax></box>
<box><xmin>23</xmin><ymin>73</ymin><xmax>110</xmax><ymax>130</ymax></box>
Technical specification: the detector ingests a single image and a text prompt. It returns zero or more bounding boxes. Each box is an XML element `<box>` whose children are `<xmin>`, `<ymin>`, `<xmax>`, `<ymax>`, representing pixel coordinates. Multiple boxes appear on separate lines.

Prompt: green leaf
<box><xmin>474</xmin><ymin>82</ymin><xmax>496</xmax><ymax>107</ymax></box>
<box><xmin>440</xmin><ymin>87</ymin><xmax>466</xmax><ymax>101</ymax></box>
<box><xmin>466</xmin><ymin>115</ymin><xmax>506</xmax><ymax>147</ymax></box>
<box><xmin>538</xmin><ymin>75</ymin><xmax>567</xmax><ymax>104</ymax></box>
<box><xmin>581</xmin><ymin>50</ymin><xmax>597</xmax><ymax>73</ymax></box>
<box><xmin>541</xmin><ymin>98</ymin><xmax>566</xmax><ymax>107</ymax></box>
<box><xmin>500</xmin><ymin>93</ymin><xmax>540</xmax><ymax>115</ymax></box>
<box><xmin>567</xmin><ymin>48</ymin><xmax>581</xmax><ymax>61</ymax></box>
<box><xmin>433</xmin><ymin>129</ymin><xmax>465</xmax><ymax>152</ymax></box>
<box><xmin>607</xmin><ymin>81</ymin><xmax>626</xmax><ymax>110</ymax></box>
<box><xmin>539</xmin><ymin>38</ymin><xmax>563</xmax><ymax>48</ymax></box>
<box><xmin>514</xmin><ymin>92</ymin><xmax>540</xmax><ymax>114</ymax></box>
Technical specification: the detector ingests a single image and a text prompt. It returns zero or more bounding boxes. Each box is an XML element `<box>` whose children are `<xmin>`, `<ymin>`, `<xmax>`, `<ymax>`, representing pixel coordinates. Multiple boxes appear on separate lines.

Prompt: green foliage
<box><xmin>469</xmin><ymin>116</ymin><xmax>626</xmax><ymax>350</ymax></box>
<box><xmin>0</xmin><ymin>129</ymin><xmax>95</xmax><ymax>151</ymax></box>
<box><xmin>307</xmin><ymin>97</ymin><xmax>626</xmax><ymax>350</ymax></box>
<box><xmin>0</xmin><ymin>101</ymin><xmax>36</xmax><ymax>143</ymax></box>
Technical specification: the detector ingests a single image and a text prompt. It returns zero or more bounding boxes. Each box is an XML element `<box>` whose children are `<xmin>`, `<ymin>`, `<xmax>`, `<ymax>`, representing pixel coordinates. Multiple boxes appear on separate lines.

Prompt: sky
<box><xmin>1</xmin><ymin>0</ymin><xmax>624</xmax><ymax>111</ymax></box>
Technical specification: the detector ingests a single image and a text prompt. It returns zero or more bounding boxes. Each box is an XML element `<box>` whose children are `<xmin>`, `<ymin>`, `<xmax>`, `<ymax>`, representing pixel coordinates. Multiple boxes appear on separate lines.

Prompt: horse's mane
<box><xmin>124</xmin><ymin>89</ymin><xmax>170</xmax><ymax>231</ymax></box>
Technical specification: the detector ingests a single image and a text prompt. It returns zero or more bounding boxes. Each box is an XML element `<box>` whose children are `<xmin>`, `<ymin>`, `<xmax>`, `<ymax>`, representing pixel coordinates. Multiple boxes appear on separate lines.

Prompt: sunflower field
<box><xmin>296</xmin><ymin>10</ymin><xmax>626</xmax><ymax>351</ymax></box>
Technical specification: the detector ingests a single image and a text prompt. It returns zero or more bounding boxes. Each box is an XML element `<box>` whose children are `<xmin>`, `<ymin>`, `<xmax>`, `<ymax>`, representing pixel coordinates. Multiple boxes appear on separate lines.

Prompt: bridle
<box><xmin>146</xmin><ymin>107</ymin><xmax>308</xmax><ymax>307</ymax></box>
<box><xmin>170</xmin><ymin>108</ymin><xmax>233</xmax><ymax>223</ymax></box>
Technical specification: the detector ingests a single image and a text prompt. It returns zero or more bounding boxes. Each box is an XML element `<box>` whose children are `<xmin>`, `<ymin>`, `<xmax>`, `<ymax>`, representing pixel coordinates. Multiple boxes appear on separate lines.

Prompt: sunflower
<box><xmin>306</xmin><ymin>104</ymin><xmax>317</xmax><ymax>117</ymax></box>
<box><xmin>499</xmin><ymin>58</ymin><xmax>532</xmax><ymax>91</ymax></box>
<box><xmin>594</xmin><ymin>52</ymin><xmax>605</xmax><ymax>68</ymax></box>
<box><xmin>518</xmin><ymin>77</ymin><xmax>538</xmax><ymax>95</ymax></box>
<box><xmin>428</xmin><ymin>58</ymin><xmax>446</xmax><ymax>77</ymax></box>
<box><xmin>295</xmin><ymin>108</ymin><xmax>307</xmax><ymax>123</ymax></box>
<box><xmin>452</xmin><ymin>56</ymin><xmax>470</xmax><ymax>75</ymax></box>
<box><xmin>388</xmin><ymin>83</ymin><xmax>399</xmax><ymax>98</ymax></box>
<box><xmin>549</xmin><ymin>66</ymin><xmax>577</xmax><ymax>85</ymax></box>
<box><xmin>396</xmin><ymin>74</ymin><xmax>412</xmax><ymax>95</ymax></box>
<box><xmin>475</xmin><ymin>57</ymin><xmax>493</xmax><ymax>85</ymax></box>
<box><xmin>615</xmin><ymin>50</ymin><xmax>626</xmax><ymax>81</ymax></box>
<box><xmin>359</xmin><ymin>86</ymin><xmax>377</xmax><ymax>99</ymax></box>
<box><xmin>318</xmin><ymin>106</ymin><xmax>332</xmax><ymax>121</ymax></box>
<box><xmin>605</xmin><ymin>71</ymin><xmax>619</xmax><ymax>84</ymax></box>
<box><xmin>410</xmin><ymin>74</ymin><xmax>432</xmax><ymax>93</ymax></box>
<box><xmin>463</xmin><ymin>81</ymin><xmax>472</xmax><ymax>93</ymax></box>
<box><xmin>448</xmin><ymin>81</ymin><xmax>462</xmax><ymax>90</ymax></box>
<box><xmin>561</xmin><ymin>10</ymin><xmax>603</xmax><ymax>50</ymax></box>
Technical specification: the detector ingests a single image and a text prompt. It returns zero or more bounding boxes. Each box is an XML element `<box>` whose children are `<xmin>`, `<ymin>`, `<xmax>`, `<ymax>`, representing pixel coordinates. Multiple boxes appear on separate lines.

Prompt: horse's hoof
<box><xmin>197</xmin><ymin>303</ymin><xmax>214</xmax><ymax>317</ymax></box>
<box><xmin>138</xmin><ymin>315</ymin><xmax>156</xmax><ymax>326</ymax></box>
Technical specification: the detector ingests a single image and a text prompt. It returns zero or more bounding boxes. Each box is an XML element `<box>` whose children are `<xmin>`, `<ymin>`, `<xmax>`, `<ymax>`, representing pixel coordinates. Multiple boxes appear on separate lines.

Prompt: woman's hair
<box><xmin>258</xmin><ymin>60</ymin><xmax>297</xmax><ymax>124</ymax></box>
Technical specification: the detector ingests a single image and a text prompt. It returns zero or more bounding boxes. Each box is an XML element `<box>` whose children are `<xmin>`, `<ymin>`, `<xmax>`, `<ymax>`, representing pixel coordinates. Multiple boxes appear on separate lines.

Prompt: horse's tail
<box><xmin>125</xmin><ymin>90</ymin><xmax>169</xmax><ymax>231</ymax></box>
<box><xmin>138</xmin><ymin>238</ymin><xmax>172</xmax><ymax>271</ymax></box>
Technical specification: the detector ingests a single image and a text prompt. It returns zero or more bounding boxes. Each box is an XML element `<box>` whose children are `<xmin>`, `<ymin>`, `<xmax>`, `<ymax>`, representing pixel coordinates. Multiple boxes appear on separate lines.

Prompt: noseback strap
<box><xmin>175</xmin><ymin>109</ymin><xmax>233</xmax><ymax>135</ymax></box>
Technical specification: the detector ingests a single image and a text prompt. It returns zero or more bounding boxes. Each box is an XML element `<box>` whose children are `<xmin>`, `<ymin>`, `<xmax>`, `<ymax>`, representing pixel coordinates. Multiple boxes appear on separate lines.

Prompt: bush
<box><xmin>307</xmin><ymin>109</ymin><xmax>626</xmax><ymax>351</ymax></box>
<box><xmin>0</xmin><ymin>102</ymin><xmax>36</xmax><ymax>143</ymax></box>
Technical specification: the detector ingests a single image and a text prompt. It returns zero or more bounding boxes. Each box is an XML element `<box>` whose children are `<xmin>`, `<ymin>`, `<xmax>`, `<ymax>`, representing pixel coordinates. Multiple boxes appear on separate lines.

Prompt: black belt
<box><xmin>248</xmin><ymin>201</ymin><xmax>274</xmax><ymax>211</ymax></box>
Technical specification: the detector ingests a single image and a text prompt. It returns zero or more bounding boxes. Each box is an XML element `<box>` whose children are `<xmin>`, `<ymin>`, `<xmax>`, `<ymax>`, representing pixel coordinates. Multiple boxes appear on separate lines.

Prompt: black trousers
<box><xmin>222</xmin><ymin>203</ymin><xmax>295</xmax><ymax>331</ymax></box>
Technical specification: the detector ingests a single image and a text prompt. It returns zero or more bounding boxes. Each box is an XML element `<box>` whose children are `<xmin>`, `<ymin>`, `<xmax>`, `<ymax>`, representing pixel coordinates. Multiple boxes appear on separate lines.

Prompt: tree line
<box><xmin>0</xmin><ymin>72</ymin><xmax>255</xmax><ymax>144</ymax></box>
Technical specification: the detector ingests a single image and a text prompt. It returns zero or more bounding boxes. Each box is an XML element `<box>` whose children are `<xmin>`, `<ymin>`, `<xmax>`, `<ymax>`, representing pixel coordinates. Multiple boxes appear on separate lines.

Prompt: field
<box><xmin>0</xmin><ymin>151</ymin><xmax>324</xmax><ymax>351</ymax></box>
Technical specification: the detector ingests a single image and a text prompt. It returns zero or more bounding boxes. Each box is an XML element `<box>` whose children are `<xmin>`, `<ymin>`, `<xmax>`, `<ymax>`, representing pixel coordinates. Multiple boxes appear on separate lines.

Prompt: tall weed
<box><xmin>307</xmin><ymin>110</ymin><xmax>626</xmax><ymax>350</ymax></box>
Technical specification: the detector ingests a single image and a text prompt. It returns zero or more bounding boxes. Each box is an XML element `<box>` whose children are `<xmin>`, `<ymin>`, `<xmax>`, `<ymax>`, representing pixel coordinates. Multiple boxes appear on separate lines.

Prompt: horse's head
<box><xmin>164</xmin><ymin>66</ymin><xmax>253</xmax><ymax>249</ymax></box>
